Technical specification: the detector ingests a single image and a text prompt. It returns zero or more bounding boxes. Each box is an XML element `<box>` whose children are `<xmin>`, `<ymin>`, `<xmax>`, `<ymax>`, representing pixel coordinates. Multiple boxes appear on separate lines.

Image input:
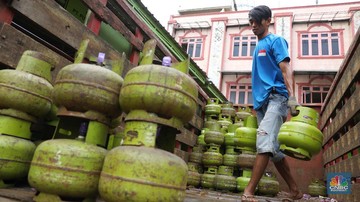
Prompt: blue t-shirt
<box><xmin>251</xmin><ymin>33</ymin><xmax>290</xmax><ymax>110</ymax></box>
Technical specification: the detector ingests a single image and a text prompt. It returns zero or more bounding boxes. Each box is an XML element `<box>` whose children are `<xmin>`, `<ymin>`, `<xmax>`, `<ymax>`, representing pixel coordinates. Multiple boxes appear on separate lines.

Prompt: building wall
<box><xmin>169</xmin><ymin>1</ymin><xmax>360</xmax><ymax>193</ymax></box>
<box><xmin>170</xmin><ymin>2</ymin><xmax>360</xmax><ymax>107</ymax></box>
<box><xmin>290</xmin><ymin>21</ymin><xmax>348</xmax><ymax>72</ymax></box>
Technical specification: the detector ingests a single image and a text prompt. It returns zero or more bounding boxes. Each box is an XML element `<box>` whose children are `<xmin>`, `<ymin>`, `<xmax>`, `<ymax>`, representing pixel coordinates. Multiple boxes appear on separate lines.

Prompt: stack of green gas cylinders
<box><xmin>187</xmin><ymin>100</ymin><xmax>280</xmax><ymax>196</ymax></box>
<box><xmin>0</xmin><ymin>39</ymin><xmax>199</xmax><ymax>202</ymax></box>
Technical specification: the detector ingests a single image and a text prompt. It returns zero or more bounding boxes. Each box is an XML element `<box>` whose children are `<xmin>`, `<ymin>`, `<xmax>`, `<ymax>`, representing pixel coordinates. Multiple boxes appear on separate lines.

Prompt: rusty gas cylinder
<box><xmin>218</xmin><ymin>114</ymin><xmax>232</xmax><ymax>129</ymax></box>
<box><xmin>308</xmin><ymin>179</ymin><xmax>327</xmax><ymax>197</ymax></box>
<box><xmin>189</xmin><ymin>149</ymin><xmax>203</xmax><ymax>164</ymax></box>
<box><xmin>205</xmin><ymin>98</ymin><xmax>221</xmax><ymax>116</ymax></box>
<box><xmin>258</xmin><ymin>172</ymin><xmax>280</xmax><ymax>196</ymax></box>
<box><xmin>204</xmin><ymin>115</ymin><xmax>218</xmax><ymax>129</ymax></box>
<box><xmin>234</xmin><ymin>116</ymin><xmax>245</xmax><ymax>128</ymax></box>
<box><xmin>214</xmin><ymin>166</ymin><xmax>237</xmax><ymax>191</ymax></box>
<box><xmin>236</xmin><ymin>106</ymin><xmax>252</xmax><ymax>121</ymax></box>
<box><xmin>0</xmin><ymin>50</ymin><xmax>54</xmax><ymax>120</ymax></box>
<box><xmin>192</xmin><ymin>145</ymin><xmax>206</xmax><ymax>153</ymax></box>
<box><xmin>202</xmin><ymin>144</ymin><xmax>223</xmax><ymax>167</ymax></box>
<box><xmin>237</xmin><ymin>150</ymin><xmax>256</xmax><ymax>169</ymax></box>
<box><xmin>99</xmin><ymin>146</ymin><xmax>187</xmax><ymax>202</ymax></box>
<box><xmin>187</xmin><ymin>170</ymin><xmax>201</xmax><ymax>187</ymax></box>
<box><xmin>53</xmin><ymin>63</ymin><xmax>123</xmax><ymax>118</ymax></box>
<box><xmin>221</xmin><ymin>101</ymin><xmax>236</xmax><ymax>118</ymax></box>
<box><xmin>188</xmin><ymin>162</ymin><xmax>203</xmax><ymax>174</ymax></box>
<box><xmin>0</xmin><ymin>50</ymin><xmax>54</xmax><ymax>186</ymax></box>
<box><xmin>119</xmin><ymin>64</ymin><xmax>198</xmax><ymax>124</ymax></box>
<box><xmin>200</xmin><ymin>166</ymin><xmax>217</xmax><ymax>189</ymax></box>
<box><xmin>204</xmin><ymin>122</ymin><xmax>224</xmax><ymax>145</ymax></box>
<box><xmin>0</xmin><ymin>135</ymin><xmax>36</xmax><ymax>184</ymax></box>
<box><xmin>28</xmin><ymin>139</ymin><xmax>107</xmax><ymax>199</ymax></box>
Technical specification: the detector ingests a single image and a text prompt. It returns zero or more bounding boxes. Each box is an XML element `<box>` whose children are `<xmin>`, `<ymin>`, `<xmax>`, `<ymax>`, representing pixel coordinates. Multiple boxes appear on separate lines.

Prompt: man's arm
<box><xmin>279</xmin><ymin>60</ymin><xmax>300</xmax><ymax>116</ymax></box>
<box><xmin>279</xmin><ymin>60</ymin><xmax>293</xmax><ymax>96</ymax></box>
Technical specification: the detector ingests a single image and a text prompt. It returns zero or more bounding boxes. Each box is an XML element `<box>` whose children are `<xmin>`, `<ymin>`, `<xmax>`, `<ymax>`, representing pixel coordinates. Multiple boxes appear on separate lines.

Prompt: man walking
<box><xmin>241</xmin><ymin>5</ymin><xmax>303</xmax><ymax>202</ymax></box>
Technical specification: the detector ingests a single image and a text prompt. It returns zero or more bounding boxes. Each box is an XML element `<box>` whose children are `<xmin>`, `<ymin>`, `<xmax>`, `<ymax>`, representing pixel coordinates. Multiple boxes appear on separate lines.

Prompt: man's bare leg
<box><xmin>274</xmin><ymin>157</ymin><xmax>302</xmax><ymax>199</ymax></box>
<box><xmin>243</xmin><ymin>153</ymin><xmax>270</xmax><ymax>197</ymax></box>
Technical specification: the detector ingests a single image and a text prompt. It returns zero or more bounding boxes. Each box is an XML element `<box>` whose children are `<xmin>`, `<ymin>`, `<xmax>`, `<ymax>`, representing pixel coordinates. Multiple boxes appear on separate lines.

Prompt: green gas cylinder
<box><xmin>308</xmin><ymin>179</ymin><xmax>327</xmax><ymax>197</ymax></box>
<box><xmin>200</xmin><ymin>166</ymin><xmax>217</xmax><ymax>189</ymax></box>
<box><xmin>223</xmin><ymin>146</ymin><xmax>238</xmax><ymax>167</ymax></box>
<box><xmin>204</xmin><ymin>122</ymin><xmax>224</xmax><ymax>145</ymax></box>
<box><xmin>189</xmin><ymin>148</ymin><xmax>203</xmax><ymax>164</ymax></box>
<box><xmin>224</xmin><ymin>124</ymin><xmax>240</xmax><ymax>146</ymax></box>
<box><xmin>218</xmin><ymin>114</ymin><xmax>233</xmax><ymax>129</ymax></box>
<box><xmin>236</xmin><ymin>106</ymin><xmax>252</xmax><ymax>121</ymax></box>
<box><xmin>0</xmin><ymin>135</ymin><xmax>36</xmax><ymax>186</ymax></box>
<box><xmin>202</xmin><ymin>144</ymin><xmax>223</xmax><ymax>167</ymax></box>
<box><xmin>221</xmin><ymin>102</ymin><xmax>236</xmax><ymax>118</ymax></box>
<box><xmin>99</xmin><ymin>146</ymin><xmax>187</xmax><ymax>202</ymax></box>
<box><xmin>234</xmin><ymin>116</ymin><xmax>245</xmax><ymax>128</ymax></box>
<box><xmin>278</xmin><ymin>106</ymin><xmax>323</xmax><ymax>160</ymax></box>
<box><xmin>28</xmin><ymin>139</ymin><xmax>107</xmax><ymax>199</ymax></box>
<box><xmin>237</xmin><ymin>150</ymin><xmax>256</xmax><ymax>169</ymax></box>
<box><xmin>234</xmin><ymin>115</ymin><xmax>258</xmax><ymax>152</ymax></box>
<box><xmin>204</xmin><ymin>115</ymin><xmax>218</xmax><ymax>129</ymax></box>
<box><xmin>53</xmin><ymin>62</ymin><xmax>124</xmax><ymax>119</ymax></box>
<box><xmin>236</xmin><ymin>169</ymin><xmax>253</xmax><ymax>192</ymax></box>
<box><xmin>205</xmin><ymin>98</ymin><xmax>221</xmax><ymax>116</ymax></box>
<box><xmin>214</xmin><ymin>166</ymin><xmax>236</xmax><ymax>191</ymax></box>
<box><xmin>187</xmin><ymin>170</ymin><xmax>201</xmax><ymax>187</ymax></box>
<box><xmin>197</xmin><ymin>129</ymin><xmax>207</xmax><ymax>146</ymax></box>
<box><xmin>119</xmin><ymin>64</ymin><xmax>198</xmax><ymax>124</ymax></box>
<box><xmin>0</xmin><ymin>51</ymin><xmax>54</xmax><ymax>120</ymax></box>
<box><xmin>258</xmin><ymin>172</ymin><xmax>280</xmax><ymax>196</ymax></box>
<box><xmin>0</xmin><ymin>50</ymin><xmax>54</xmax><ymax>187</ymax></box>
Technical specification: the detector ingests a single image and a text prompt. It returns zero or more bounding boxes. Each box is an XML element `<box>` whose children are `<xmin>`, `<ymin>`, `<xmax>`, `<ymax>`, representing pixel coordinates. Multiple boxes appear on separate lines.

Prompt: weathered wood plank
<box><xmin>325</xmin><ymin>154</ymin><xmax>360</xmax><ymax>177</ymax></box>
<box><xmin>323</xmin><ymin>87</ymin><xmax>360</xmax><ymax>143</ymax></box>
<box><xmin>10</xmin><ymin>0</ymin><xmax>122</xmax><ymax>61</ymax></box>
<box><xmin>329</xmin><ymin>183</ymin><xmax>360</xmax><ymax>202</ymax></box>
<box><xmin>0</xmin><ymin>188</ymin><xmax>35</xmax><ymax>202</ymax></box>
<box><xmin>323</xmin><ymin>122</ymin><xmax>360</xmax><ymax>164</ymax></box>
<box><xmin>189</xmin><ymin>114</ymin><xmax>203</xmax><ymax>130</ymax></box>
<box><xmin>197</xmin><ymin>97</ymin><xmax>206</xmax><ymax>109</ymax></box>
<box><xmin>113</xmin><ymin>0</ymin><xmax>174</xmax><ymax>60</ymax></box>
<box><xmin>176</xmin><ymin>128</ymin><xmax>197</xmax><ymax>147</ymax></box>
<box><xmin>81</xmin><ymin>0</ymin><xmax>143</xmax><ymax>51</ymax></box>
<box><xmin>174</xmin><ymin>148</ymin><xmax>189</xmax><ymax>162</ymax></box>
<box><xmin>0</xmin><ymin>23</ymin><xmax>70</xmax><ymax>82</ymax></box>
<box><xmin>320</xmin><ymin>35</ymin><xmax>360</xmax><ymax>129</ymax></box>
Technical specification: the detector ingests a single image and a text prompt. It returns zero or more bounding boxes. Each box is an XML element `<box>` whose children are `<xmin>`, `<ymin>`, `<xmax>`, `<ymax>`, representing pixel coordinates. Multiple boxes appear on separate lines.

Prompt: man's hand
<box><xmin>288</xmin><ymin>96</ymin><xmax>300</xmax><ymax>116</ymax></box>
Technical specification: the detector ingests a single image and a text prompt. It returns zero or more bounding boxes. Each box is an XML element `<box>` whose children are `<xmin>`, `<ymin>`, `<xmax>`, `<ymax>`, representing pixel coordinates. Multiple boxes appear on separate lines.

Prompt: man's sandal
<box><xmin>241</xmin><ymin>194</ymin><xmax>258</xmax><ymax>202</ymax></box>
<box><xmin>279</xmin><ymin>191</ymin><xmax>304</xmax><ymax>201</ymax></box>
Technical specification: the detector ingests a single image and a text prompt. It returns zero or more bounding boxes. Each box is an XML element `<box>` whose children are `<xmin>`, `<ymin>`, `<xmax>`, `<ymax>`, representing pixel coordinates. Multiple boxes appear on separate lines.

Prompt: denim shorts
<box><xmin>255</xmin><ymin>93</ymin><xmax>288</xmax><ymax>162</ymax></box>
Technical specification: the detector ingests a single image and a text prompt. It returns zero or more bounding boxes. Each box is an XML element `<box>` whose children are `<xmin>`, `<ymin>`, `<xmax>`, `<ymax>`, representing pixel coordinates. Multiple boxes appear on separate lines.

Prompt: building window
<box><xmin>181</xmin><ymin>38</ymin><xmax>202</xmax><ymax>58</ymax></box>
<box><xmin>301</xmin><ymin>85</ymin><xmax>330</xmax><ymax>104</ymax></box>
<box><xmin>232</xmin><ymin>36</ymin><xmax>257</xmax><ymax>57</ymax></box>
<box><xmin>301</xmin><ymin>32</ymin><xmax>340</xmax><ymax>57</ymax></box>
<box><xmin>229</xmin><ymin>84</ymin><xmax>253</xmax><ymax>105</ymax></box>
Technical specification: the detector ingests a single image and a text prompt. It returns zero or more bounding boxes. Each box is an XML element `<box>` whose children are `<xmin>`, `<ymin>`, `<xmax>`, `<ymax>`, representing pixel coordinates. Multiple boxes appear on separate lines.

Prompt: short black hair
<box><xmin>249</xmin><ymin>5</ymin><xmax>272</xmax><ymax>24</ymax></box>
